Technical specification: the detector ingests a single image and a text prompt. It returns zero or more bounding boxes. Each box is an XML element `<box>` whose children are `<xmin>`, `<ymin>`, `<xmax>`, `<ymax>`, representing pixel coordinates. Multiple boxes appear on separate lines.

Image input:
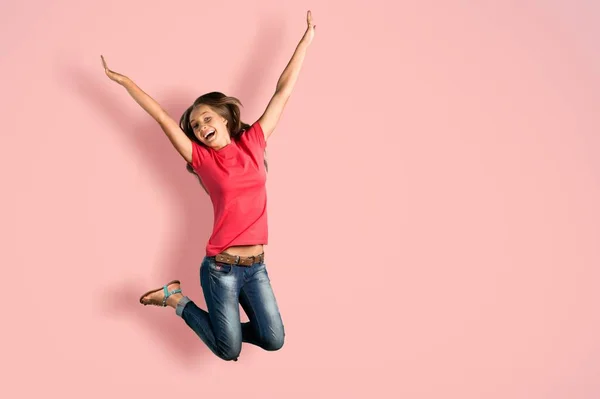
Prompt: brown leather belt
<box><xmin>214</xmin><ymin>252</ymin><xmax>264</xmax><ymax>267</ymax></box>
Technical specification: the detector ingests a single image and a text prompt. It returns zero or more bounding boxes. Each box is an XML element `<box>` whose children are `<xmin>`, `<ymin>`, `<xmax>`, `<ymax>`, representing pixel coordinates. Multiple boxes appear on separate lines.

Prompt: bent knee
<box><xmin>261</xmin><ymin>332</ymin><xmax>285</xmax><ymax>351</ymax></box>
<box><xmin>216</xmin><ymin>343</ymin><xmax>242</xmax><ymax>361</ymax></box>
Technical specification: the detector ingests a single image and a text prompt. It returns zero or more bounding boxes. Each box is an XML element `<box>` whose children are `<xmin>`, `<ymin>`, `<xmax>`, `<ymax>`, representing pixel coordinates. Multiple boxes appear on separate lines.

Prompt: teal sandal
<box><xmin>139</xmin><ymin>280</ymin><xmax>182</xmax><ymax>307</ymax></box>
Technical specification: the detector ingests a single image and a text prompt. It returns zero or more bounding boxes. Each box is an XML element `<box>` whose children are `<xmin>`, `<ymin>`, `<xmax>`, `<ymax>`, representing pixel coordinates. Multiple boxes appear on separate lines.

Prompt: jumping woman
<box><xmin>101</xmin><ymin>11</ymin><xmax>315</xmax><ymax>361</ymax></box>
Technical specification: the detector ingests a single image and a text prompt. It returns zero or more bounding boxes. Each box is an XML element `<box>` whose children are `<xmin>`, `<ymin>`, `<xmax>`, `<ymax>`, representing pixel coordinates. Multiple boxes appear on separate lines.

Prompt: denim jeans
<box><xmin>175</xmin><ymin>256</ymin><xmax>285</xmax><ymax>361</ymax></box>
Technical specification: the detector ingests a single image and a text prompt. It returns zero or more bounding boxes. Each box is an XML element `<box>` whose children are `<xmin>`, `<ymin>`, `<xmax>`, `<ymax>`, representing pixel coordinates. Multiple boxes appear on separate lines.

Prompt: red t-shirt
<box><xmin>190</xmin><ymin>121</ymin><xmax>268</xmax><ymax>256</ymax></box>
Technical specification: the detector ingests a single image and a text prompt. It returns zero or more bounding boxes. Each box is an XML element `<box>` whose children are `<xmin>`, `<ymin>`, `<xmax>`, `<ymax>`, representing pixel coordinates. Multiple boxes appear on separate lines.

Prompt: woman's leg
<box><xmin>176</xmin><ymin>257</ymin><xmax>244</xmax><ymax>361</ymax></box>
<box><xmin>239</xmin><ymin>262</ymin><xmax>285</xmax><ymax>351</ymax></box>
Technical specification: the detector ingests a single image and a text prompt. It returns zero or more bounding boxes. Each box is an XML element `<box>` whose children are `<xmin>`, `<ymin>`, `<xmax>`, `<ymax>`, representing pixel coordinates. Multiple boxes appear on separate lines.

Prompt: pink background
<box><xmin>2</xmin><ymin>0</ymin><xmax>599</xmax><ymax>398</ymax></box>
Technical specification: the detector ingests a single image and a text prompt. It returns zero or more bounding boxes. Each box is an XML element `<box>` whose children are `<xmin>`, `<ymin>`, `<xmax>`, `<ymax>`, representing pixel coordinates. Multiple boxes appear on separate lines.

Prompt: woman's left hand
<box><xmin>304</xmin><ymin>10</ymin><xmax>316</xmax><ymax>45</ymax></box>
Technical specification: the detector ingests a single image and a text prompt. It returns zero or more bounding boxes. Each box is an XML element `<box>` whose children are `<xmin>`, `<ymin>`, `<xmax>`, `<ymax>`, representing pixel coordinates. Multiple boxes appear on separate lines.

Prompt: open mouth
<box><xmin>203</xmin><ymin>129</ymin><xmax>216</xmax><ymax>141</ymax></box>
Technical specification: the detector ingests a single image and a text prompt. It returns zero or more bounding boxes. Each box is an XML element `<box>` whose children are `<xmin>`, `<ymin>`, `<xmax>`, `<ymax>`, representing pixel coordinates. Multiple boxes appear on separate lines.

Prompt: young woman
<box><xmin>101</xmin><ymin>11</ymin><xmax>315</xmax><ymax>361</ymax></box>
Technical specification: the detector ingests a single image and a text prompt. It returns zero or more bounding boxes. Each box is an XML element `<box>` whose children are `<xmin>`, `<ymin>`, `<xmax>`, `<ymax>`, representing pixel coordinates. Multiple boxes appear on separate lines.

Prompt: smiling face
<box><xmin>189</xmin><ymin>104</ymin><xmax>230</xmax><ymax>149</ymax></box>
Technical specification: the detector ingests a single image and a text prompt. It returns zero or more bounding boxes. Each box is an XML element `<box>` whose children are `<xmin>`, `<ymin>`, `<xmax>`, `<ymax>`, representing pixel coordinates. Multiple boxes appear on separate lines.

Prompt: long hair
<box><xmin>179</xmin><ymin>92</ymin><xmax>268</xmax><ymax>194</ymax></box>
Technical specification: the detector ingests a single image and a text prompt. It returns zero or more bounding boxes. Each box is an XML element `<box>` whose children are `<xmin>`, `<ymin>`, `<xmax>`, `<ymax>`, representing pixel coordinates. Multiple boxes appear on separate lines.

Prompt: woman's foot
<box><xmin>139</xmin><ymin>280</ymin><xmax>184</xmax><ymax>309</ymax></box>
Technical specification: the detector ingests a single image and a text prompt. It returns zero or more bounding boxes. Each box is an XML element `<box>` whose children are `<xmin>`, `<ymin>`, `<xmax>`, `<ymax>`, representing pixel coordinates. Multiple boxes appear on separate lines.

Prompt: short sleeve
<box><xmin>191</xmin><ymin>140</ymin><xmax>206</xmax><ymax>171</ymax></box>
<box><xmin>242</xmin><ymin>121</ymin><xmax>267</xmax><ymax>150</ymax></box>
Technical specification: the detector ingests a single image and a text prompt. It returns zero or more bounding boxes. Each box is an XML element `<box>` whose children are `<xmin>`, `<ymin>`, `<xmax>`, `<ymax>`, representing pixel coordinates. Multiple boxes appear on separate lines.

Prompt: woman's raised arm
<box><xmin>258</xmin><ymin>11</ymin><xmax>315</xmax><ymax>140</ymax></box>
<box><xmin>101</xmin><ymin>55</ymin><xmax>193</xmax><ymax>163</ymax></box>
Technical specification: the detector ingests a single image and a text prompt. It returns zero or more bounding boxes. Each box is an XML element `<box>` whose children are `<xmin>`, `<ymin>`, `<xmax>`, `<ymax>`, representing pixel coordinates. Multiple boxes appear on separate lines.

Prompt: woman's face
<box><xmin>189</xmin><ymin>104</ymin><xmax>230</xmax><ymax>149</ymax></box>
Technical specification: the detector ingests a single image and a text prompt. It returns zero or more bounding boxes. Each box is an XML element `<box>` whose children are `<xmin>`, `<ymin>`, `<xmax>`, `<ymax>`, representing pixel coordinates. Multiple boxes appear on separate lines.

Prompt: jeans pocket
<box><xmin>249</xmin><ymin>262</ymin><xmax>269</xmax><ymax>279</ymax></box>
<box><xmin>208</xmin><ymin>259</ymin><xmax>234</xmax><ymax>275</ymax></box>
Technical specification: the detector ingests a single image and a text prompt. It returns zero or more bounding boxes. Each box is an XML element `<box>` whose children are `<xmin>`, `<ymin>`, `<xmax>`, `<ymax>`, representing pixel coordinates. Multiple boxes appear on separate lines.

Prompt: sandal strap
<box><xmin>161</xmin><ymin>285</ymin><xmax>182</xmax><ymax>307</ymax></box>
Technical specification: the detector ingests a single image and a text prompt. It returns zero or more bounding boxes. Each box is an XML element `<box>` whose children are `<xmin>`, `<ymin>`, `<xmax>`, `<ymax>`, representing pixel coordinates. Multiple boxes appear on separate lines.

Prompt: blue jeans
<box><xmin>175</xmin><ymin>256</ymin><xmax>285</xmax><ymax>361</ymax></box>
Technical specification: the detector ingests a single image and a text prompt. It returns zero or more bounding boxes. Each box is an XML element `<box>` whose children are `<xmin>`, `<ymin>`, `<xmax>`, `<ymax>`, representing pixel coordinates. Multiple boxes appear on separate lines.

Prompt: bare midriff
<box><xmin>223</xmin><ymin>244</ymin><xmax>264</xmax><ymax>257</ymax></box>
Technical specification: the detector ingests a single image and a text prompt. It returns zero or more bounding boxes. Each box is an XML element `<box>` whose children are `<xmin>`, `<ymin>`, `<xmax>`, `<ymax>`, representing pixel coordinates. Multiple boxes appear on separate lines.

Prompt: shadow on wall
<box><xmin>64</xmin><ymin>15</ymin><xmax>287</xmax><ymax>366</ymax></box>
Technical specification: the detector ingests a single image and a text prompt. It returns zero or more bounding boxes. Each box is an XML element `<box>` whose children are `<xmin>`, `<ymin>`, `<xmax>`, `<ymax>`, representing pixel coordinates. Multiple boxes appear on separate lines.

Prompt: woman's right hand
<box><xmin>101</xmin><ymin>55</ymin><xmax>128</xmax><ymax>85</ymax></box>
